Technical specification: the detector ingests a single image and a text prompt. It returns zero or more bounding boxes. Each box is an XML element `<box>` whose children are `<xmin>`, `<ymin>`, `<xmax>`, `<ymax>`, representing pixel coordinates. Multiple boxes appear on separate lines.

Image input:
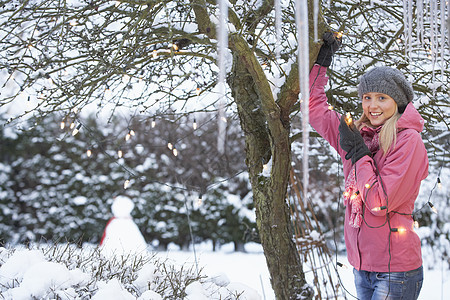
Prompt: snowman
<box><xmin>100</xmin><ymin>195</ymin><xmax>148</xmax><ymax>257</ymax></box>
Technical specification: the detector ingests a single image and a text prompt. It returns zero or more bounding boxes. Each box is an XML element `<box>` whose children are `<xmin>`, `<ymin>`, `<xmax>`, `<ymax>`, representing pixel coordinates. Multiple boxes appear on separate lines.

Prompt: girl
<box><xmin>309</xmin><ymin>34</ymin><xmax>428</xmax><ymax>299</ymax></box>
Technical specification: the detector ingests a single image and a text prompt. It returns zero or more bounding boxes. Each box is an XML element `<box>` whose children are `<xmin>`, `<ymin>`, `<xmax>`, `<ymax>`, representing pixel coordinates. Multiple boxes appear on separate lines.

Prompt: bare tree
<box><xmin>1</xmin><ymin>0</ymin><xmax>448</xmax><ymax>298</ymax></box>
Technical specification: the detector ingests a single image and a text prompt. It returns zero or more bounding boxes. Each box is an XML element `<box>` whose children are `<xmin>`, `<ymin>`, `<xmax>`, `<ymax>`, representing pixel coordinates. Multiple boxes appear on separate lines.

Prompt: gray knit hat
<box><xmin>358</xmin><ymin>67</ymin><xmax>414</xmax><ymax>113</ymax></box>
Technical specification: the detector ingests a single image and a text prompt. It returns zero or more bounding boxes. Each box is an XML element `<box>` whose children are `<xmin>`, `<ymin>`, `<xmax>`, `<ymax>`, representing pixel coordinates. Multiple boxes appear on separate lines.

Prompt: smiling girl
<box><xmin>308</xmin><ymin>34</ymin><xmax>429</xmax><ymax>300</ymax></box>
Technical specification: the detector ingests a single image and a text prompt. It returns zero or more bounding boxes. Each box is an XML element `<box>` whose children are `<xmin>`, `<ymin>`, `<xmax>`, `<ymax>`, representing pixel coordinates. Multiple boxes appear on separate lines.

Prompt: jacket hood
<box><xmin>397</xmin><ymin>102</ymin><xmax>425</xmax><ymax>133</ymax></box>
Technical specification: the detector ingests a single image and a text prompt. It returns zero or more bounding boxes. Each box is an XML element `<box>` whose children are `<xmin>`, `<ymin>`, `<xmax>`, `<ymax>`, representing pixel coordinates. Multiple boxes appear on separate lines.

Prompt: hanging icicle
<box><xmin>404</xmin><ymin>0</ymin><xmax>449</xmax><ymax>85</ymax></box>
<box><xmin>275</xmin><ymin>0</ymin><xmax>282</xmax><ymax>60</ymax></box>
<box><xmin>402</xmin><ymin>0</ymin><xmax>413</xmax><ymax>67</ymax></box>
<box><xmin>448</xmin><ymin>0</ymin><xmax>450</xmax><ymax>42</ymax></box>
<box><xmin>430</xmin><ymin>0</ymin><xmax>437</xmax><ymax>87</ymax></box>
<box><xmin>313</xmin><ymin>0</ymin><xmax>319</xmax><ymax>42</ymax></box>
<box><xmin>417</xmin><ymin>0</ymin><xmax>424</xmax><ymax>45</ymax></box>
<box><xmin>217</xmin><ymin>0</ymin><xmax>228</xmax><ymax>154</ymax></box>
<box><xmin>295</xmin><ymin>0</ymin><xmax>310</xmax><ymax>202</ymax></box>
<box><xmin>440</xmin><ymin>0</ymin><xmax>446</xmax><ymax>77</ymax></box>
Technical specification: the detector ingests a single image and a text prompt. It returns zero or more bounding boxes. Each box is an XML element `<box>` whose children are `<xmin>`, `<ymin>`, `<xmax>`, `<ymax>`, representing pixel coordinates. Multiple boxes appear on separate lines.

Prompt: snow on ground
<box><xmin>160</xmin><ymin>242</ymin><xmax>449</xmax><ymax>300</ymax></box>
<box><xmin>0</xmin><ymin>242</ymin><xmax>448</xmax><ymax>299</ymax></box>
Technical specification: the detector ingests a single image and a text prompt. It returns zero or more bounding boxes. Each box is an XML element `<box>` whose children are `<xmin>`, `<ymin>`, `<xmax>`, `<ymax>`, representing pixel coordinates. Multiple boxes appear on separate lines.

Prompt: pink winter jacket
<box><xmin>309</xmin><ymin>65</ymin><xmax>429</xmax><ymax>272</ymax></box>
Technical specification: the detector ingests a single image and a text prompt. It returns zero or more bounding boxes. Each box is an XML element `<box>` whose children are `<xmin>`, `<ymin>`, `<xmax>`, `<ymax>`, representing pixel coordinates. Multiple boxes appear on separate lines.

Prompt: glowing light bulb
<box><xmin>60</xmin><ymin>121</ymin><xmax>65</xmax><ymax>130</ymax></box>
<box><xmin>391</xmin><ymin>227</ymin><xmax>407</xmax><ymax>233</ymax></box>
<box><xmin>151</xmin><ymin>120</ymin><xmax>156</xmax><ymax>128</ymax></box>
<box><xmin>197</xmin><ymin>195</ymin><xmax>203</xmax><ymax>206</ymax></box>
<box><xmin>173</xmin><ymin>148</ymin><xmax>178</xmax><ymax>157</ymax></box>
<box><xmin>72</xmin><ymin>124</ymin><xmax>81</xmax><ymax>136</ymax></box>
<box><xmin>168</xmin><ymin>142</ymin><xmax>173</xmax><ymax>150</ymax></box>
<box><xmin>70</xmin><ymin>122</ymin><xmax>76</xmax><ymax>129</ymax></box>
<box><xmin>69</xmin><ymin>20</ymin><xmax>78</xmax><ymax>26</ymax></box>
<box><xmin>372</xmin><ymin>206</ymin><xmax>387</xmax><ymax>212</ymax></box>
<box><xmin>86</xmin><ymin>149</ymin><xmax>92</xmax><ymax>157</ymax></box>
<box><xmin>152</xmin><ymin>50</ymin><xmax>157</xmax><ymax>59</ymax></box>
<box><xmin>343</xmin><ymin>191</ymin><xmax>350</xmax><ymax>197</ymax></box>
<box><xmin>193</xmin><ymin>119</ymin><xmax>197</xmax><ymax>130</ymax></box>
<box><xmin>125</xmin><ymin>133</ymin><xmax>131</xmax><ymax>141</ymax></box>
<box><xmin>428</xmin><ymin>202</ymin><xmax>438</xmax><ymax>214</ymax></box>
<box><xmin>118</xmin><ymin>150</ymin><xmax>123</xmax><ymax>158</ymax></box>
<box><xmin>172</xmin><ymin>43</ymin><xmax>179</xmax><ymax>51</ymax></box>
<box><xmin>414</xmin><ymin>220</ymin><xmax>419</xmax><ymax>228</ymax></box>
<box><xmin>437</xmin><ymin>177</ymin><xmax>442</xmax><ymax>189</ymax></box>
<box><xmin>124</xmin><ymin>179</ymin><xmax>130</xmax><ymax>189</ymax></box>
<box><xmin>328</xmin><ymin>105</ymin><xmax>334</xmax><ymax>110</ymax></box>
<box><xmin>196</xmin><ymin>87</ymin><xmax>201</xmax><ymax>96</ymax></box>
<box><xmin>365</xmin><ymin>183</ymin><xmax>371</xmax><ymax>189</ymax></box>
<box><xmin>105</xmin><ymin>86</ymin><xmax>112</xmax><ymax>97</ymax></box>
<box><xmin>129</xmin><ymin>129</ymin><xmax>135</xmax><ymax>136</ymax></box>
<box><xmin>345</xmin><ymin>112</ymin><xmax>353</xmax><ymax>126</ymax></box>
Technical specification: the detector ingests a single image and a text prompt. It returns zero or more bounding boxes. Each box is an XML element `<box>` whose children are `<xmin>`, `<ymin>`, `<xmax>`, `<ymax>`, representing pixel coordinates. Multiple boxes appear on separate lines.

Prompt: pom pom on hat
<box><xmin>358</xmin><ymin>67</ymin><xmax>414</xmax><ymax>113</ymax></box>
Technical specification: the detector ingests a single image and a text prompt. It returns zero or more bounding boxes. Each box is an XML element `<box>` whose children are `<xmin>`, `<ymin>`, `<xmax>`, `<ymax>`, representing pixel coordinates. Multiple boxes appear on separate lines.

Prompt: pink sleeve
<box><xmin>309</xmin><ymin>65</ymin><xmax>343</xmax><ymax>153</ymax></box>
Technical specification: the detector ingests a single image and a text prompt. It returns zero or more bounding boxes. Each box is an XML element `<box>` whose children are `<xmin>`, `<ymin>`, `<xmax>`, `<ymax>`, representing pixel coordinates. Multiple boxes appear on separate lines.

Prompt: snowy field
<box><xmin>160</xmin><ymin>242</ymin><xmax>450</xmax><ymax>300</ymax></box>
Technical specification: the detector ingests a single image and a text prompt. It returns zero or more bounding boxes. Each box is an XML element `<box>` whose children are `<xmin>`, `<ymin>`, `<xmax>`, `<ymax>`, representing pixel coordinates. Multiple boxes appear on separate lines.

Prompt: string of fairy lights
<box><xmin>58</xmin><ymin>100</ymin><xmax>260</xmax><ymax>203</ymax></box>
<box><xmin>59</xmin><ymin>60</ymin><xmax>445</xmax><ymax>237</ymax></box>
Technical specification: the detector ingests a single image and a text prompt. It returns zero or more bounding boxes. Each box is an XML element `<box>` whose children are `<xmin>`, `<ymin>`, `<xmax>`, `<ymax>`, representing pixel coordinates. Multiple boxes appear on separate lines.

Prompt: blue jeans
<box><xmin>353</xmin><ymin>266</ymin><xmax>423</xmax><ymax>300</ymax></box>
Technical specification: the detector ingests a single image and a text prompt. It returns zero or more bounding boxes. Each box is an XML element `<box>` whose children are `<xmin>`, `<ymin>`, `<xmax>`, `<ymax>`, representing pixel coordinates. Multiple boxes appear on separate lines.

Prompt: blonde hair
<box><xmin>355</xmin><ymin>109</ymin><xmax>401</xmax><ymax>155</ymax></box>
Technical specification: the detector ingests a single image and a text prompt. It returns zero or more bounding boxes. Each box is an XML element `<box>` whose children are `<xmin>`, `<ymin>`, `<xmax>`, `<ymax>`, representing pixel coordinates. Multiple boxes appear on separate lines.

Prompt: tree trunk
<box><xmin>229</xmin><ymin>49</ymin><xmax>313</xmax><ymax>299</ymax></box>
<box><xmin>192</xmin><ymin>0</ymin><xmax>326</xmax><ymax>298</ymax></box>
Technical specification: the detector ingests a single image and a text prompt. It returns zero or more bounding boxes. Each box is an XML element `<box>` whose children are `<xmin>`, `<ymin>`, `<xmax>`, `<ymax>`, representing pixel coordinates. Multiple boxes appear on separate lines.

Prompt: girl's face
<box><xmin>362</xmin><ymin>92</ymin><xmax>398</xmax><ymax>127</ymax></box>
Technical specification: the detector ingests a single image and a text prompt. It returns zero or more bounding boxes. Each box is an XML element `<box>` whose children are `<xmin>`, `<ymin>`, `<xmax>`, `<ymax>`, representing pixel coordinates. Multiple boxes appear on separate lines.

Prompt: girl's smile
<box><xmin>362</xmin><ymin>92</ymin><xmax>397</xmax><ymax>127</ymax></box>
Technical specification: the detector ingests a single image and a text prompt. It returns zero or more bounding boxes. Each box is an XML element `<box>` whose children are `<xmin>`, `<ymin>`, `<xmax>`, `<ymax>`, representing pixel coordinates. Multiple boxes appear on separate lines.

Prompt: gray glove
<box><xmin>338</xmin><ymin>115</ymin><xmax>372</xmax><ymax>164</ymax></box>
<box><xmin>315</xmin><ymin>32</ymin><xmax>342</xmax><ymax>67</ymax></box>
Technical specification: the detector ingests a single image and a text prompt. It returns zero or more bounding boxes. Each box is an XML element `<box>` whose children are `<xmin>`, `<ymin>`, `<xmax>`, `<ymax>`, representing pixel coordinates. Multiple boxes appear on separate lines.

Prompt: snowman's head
<box><xmin>111</xmin><ymin>195</ymin><xmax>134</xmax><ymax>218</ymax></box>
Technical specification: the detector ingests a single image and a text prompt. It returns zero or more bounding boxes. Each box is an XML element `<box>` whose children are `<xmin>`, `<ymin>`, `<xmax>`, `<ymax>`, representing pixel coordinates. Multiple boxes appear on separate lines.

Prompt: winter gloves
<box><xmin>338</xmin><ymin>115</ymin><xmax>372</xmax><ymax>164</ymax></box>
<box><xmin>315</xmin><ymin>32</ymin><xmax>342</xmax><ymax>67</ymax></box>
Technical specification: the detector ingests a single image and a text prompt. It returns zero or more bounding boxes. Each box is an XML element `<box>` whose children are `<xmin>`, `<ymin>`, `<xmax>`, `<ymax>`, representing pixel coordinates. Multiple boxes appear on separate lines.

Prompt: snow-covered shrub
<box><xmin>0</xmin><ymin>244</ymin><xmax>254</xmax><ymax>299</ymax></box>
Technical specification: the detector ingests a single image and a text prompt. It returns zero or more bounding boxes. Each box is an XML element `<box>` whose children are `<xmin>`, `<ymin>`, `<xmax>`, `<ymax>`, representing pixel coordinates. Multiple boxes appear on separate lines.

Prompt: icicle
<box><xmin>448</xmin><ymin>0</ymin><xmax>450</xmax><ymax>42</ymax></box>
<box><xmin>402</xmin><ymin>0</ymin><xmax>407</xmax><ymax>57</ymax></box>
<box><xmin>402</xmin><ymin>0</ymin><xmax>413</xmax><ymax>67</ymax></box>
<box><xmin>407</xmin><ymin>0</ymin><xmax>413</xmax><ymax>65</ymax></box>
<box><xmin>440</xmin><ymin>0</ymin><xmax>446</xmax><ymax>77</ymax></box>
<box><xmin>430</xmin><ymin>0</ymin><xmax>437</xmax><ymax>88</ymax></box>
<box><xmin>313</xmin><ymin>0</ymin><xmax>319</xmax><ymax>42</ymax></box>
<box><xmin>417</xmin><ymin>0</ymin><xmax>424</xmax><ymax>46</ymax></box>
<box><xmin>217</xmin><ymin>0</ymin><xmax>228</xmax><ymax>154</ymax></box>
<box><xmin>295</xmin><ymin>0</ymin><xmax>310</xmax><ymax>202</ymax></box>
<box><xmin>275</xmin><ymin>0</ymin><xmax>282</xmax><ymax>60</ymax></box>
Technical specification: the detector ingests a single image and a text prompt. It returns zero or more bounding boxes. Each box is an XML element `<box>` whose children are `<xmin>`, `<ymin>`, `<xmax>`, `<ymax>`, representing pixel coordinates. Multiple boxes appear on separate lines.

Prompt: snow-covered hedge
<box><xmin>0</xmin><ymin>244</ymin><xmax>256</xmax><ymax>300</ymax></box>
